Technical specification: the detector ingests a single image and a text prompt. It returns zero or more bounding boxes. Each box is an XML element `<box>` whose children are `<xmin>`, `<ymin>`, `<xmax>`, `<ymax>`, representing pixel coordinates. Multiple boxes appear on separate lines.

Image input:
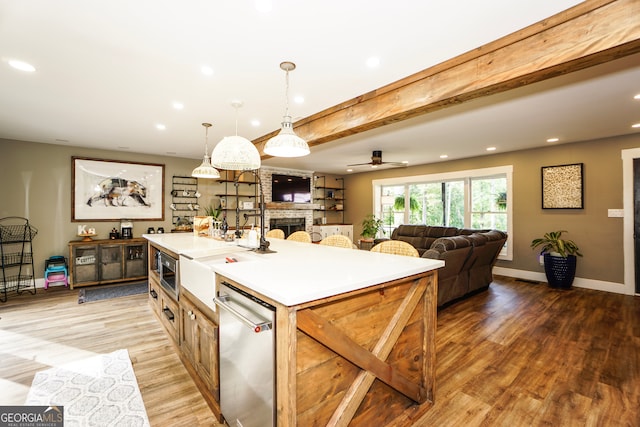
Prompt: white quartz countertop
<box><xmin>144</xmin><ymin>233</ymin><xmax>240</xmax><ymax>258</ymax></box>
<box><xmin>144</xmin><ymin>234</ymin><xmax>444</xmax><ymax>307</ymax></box>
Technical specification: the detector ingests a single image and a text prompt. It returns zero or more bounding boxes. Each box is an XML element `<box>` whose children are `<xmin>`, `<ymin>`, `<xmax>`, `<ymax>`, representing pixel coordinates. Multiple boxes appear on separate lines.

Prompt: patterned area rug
<box><xmin>25</xmin><ymin>349</ymin><xmax>150</xmax><ymax>427</ymax></box>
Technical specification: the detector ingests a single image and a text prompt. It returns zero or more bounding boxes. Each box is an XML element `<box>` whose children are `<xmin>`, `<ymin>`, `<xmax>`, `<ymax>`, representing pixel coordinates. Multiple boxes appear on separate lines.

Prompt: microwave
<box><xmin>158</xmin><ymin>251</ymin><xmax>179</xmax><ymax>300</ymax></box>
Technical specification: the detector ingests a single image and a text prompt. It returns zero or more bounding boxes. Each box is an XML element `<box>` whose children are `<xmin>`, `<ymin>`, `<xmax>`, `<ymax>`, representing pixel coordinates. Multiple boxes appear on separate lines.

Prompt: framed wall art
<box><xmin>72</xmin><ymin>157</ymin><xmax>165</xmax><ymax>221</ymax></box>
<box><xmin>541</xmin><ymin>163</ymin><xmax>584</xmax><ymax>209</ymax></box>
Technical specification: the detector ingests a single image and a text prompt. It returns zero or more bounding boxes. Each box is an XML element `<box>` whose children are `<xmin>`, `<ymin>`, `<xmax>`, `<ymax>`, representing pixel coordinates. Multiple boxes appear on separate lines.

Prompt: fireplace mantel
<box><xmin>266</xmin><ymin>202</ymin><xmax>320</xmax><ymax>210</ymax></box>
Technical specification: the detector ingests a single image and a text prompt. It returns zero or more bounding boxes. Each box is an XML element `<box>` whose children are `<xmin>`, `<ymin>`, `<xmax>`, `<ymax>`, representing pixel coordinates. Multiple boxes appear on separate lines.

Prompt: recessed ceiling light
<box><xmin>156</xmin><ymin>124</ymin><xmax>166</xmax><ymax>131</ymax></box>
<box><xmin>632</xmin><ymin>123</ymin><xmax>640</xmax><ymax>129</ymax></box>
<box><xmin>366</xmin><ymin>57</ymin><xmax>380</xmax><ymax>68</ymax></box>
<box><xmin>634</xmin><ymin>94</ymin><xmax>640</xmax><ymax>100</ymax></box>
<box><xmin>201</xmin><ymin>66</ymin><xmax>214</xmax><ymax>76</ymax></box>
<box><xmin>8</xmin><ymin>59</ymin><xmax>36</xmax><ymax>72</ymax></box>
<box><xmin>293</xmin><ymin>95</ymin><xmax>304</xmax><ymax>104</ymax></box>
<box><xmin>547</xmin><ymin>137</ymin><xmax>559</xmax><ymax>142</ymax></box>
<box><xmin>255</xmin><ymin>0</ymin><xmax>272</xmax><ymax>12</ymax></box>
<box><xmin>173</xmin><ymin>102</ymin><xmax>184</xmax><ymax>110</ymax></box>
<box><xmin>486</xmin><ymin>146</ymin><xmax>497</xmax><ymax>151</ymax></box>
<box><xmin>250</xmin><ymin>119</ymin><xmax>260</xmax><ymax>127</ymax></box>
<box><xmin>346</xmin><ymin>168</ymin><xmax>353</xmax><ymax>172</ymax></box>
<box><xmin>440</xmin><ymin>154</ymin><xmax>448</xmax><ymax>159</ymax></box>
<box><xmin>401</xmin><ymin>160</ymin><xmax>409</xmax><ymax>164</ymax></box>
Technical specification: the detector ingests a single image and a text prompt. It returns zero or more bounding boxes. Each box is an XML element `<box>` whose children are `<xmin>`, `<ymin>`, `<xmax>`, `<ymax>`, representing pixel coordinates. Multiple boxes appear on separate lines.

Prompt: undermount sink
<box><xmin>196</xmin><ymin>251</ymin><xmax>260</xmax><ymax>266</ymax></box>
<box><xmin>179</xmin><ymin>251</ymin><xmax>261</xmax><ymax>312</ymax></box>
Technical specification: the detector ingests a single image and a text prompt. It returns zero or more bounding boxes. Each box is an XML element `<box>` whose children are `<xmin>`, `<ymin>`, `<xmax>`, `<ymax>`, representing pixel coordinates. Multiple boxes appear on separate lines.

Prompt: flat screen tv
<box><xmin>271</xmin><ymin>174</ymin><xmax>311</xmax><ymax>203</ymax></box>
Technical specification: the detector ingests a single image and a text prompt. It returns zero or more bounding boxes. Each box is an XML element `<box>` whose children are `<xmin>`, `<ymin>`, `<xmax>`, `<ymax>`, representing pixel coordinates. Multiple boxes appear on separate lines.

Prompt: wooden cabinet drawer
<box><xmin>148</xmin><ymin>279</ymin><xmax>162</xmax><ymax>313</ymax></box>
<box><xmin>159</xmin><ymin>290</ymin><xmax>179</xmax><ymax>343</ymax></box>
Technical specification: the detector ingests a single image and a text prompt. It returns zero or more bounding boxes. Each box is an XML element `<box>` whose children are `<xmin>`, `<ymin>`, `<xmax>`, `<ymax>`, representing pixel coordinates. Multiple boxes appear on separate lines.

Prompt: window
<box><xmin>373</xmin><ymin>166</ymin><xmax>512</xmax><ymax>260</ymax></box>
<box><xmin>470</xmin><ymin>176</ymin><xmax>507</xmax><ymax>231</ymax></box>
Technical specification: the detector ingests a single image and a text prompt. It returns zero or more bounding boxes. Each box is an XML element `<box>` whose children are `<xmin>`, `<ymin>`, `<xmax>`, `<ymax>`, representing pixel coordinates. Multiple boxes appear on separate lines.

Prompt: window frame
<box><xmin>372</xmin><ymin>165</ymin><xmax>513</xmax><ymax>260</ymax></box>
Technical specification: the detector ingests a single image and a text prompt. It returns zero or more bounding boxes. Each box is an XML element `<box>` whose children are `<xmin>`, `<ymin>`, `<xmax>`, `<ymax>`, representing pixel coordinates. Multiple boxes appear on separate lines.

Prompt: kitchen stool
<box><xmin>44</xmin><ymin>256</ymin><xmax>68</xmax><ymax>288</ymax></box>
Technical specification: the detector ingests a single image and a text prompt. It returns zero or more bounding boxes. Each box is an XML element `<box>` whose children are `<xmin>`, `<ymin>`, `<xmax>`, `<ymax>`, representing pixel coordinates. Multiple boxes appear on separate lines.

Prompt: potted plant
<box><xmin>360</xmin><ymin>214</ymin><xmax>384</xmax><ymax>241</ymax></box>
<box><xmin>495</xmin><ymin>192</ymin><xmax>507</xmax><ymax>210</ymax></box>
<box><xmin>203</xmin><ymin>204</ymin><xmax>222</xmax><ymax>220</ymax></box>
<box><xmin>530</xmin><ymin>230</ymin><xmax>582</xmax><ymax>289</ymax></box>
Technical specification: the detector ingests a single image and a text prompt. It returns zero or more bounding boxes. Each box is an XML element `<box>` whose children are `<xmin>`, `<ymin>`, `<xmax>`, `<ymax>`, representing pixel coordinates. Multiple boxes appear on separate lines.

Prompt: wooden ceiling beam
<box><xmin>254</xmin><ymin>0</ymin><xmax>640</xmax><ymax>157</ymax></box>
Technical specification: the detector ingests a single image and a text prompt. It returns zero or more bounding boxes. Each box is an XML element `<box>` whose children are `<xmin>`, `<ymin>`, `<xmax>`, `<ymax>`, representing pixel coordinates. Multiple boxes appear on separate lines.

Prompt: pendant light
<box><xmin>192</xmin><ymin>123</ymin><xmax>221</xmax><ymax>179</ymax></box>
<box><xmin>211</xmin><ymin>101</ymin><xmax>261</xmax><ymax>171</ymax></box>
<box><xmin>264</xmin><ymin>61</ymin><xmax>310</xmax><ymax>157</ymax></box>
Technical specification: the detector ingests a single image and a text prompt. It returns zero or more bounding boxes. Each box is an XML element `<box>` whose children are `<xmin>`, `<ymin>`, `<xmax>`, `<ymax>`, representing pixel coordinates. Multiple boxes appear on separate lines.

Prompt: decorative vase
<box><xmin>543</xmin><ymin>253</ymin><xmax>577</xmax><ymax>289</ymax></box>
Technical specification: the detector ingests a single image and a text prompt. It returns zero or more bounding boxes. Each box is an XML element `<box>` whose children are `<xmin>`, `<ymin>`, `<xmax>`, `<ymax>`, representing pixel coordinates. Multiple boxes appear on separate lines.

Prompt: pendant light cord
<box><xmin>284</xmin><ymin>69</ymin><xmax>290</xmax><ymax>117</ymax></box>
<box><xmin>204</xmin><ymin>125</ymin><xmax>209</xmax><ymax>155</ymax></box>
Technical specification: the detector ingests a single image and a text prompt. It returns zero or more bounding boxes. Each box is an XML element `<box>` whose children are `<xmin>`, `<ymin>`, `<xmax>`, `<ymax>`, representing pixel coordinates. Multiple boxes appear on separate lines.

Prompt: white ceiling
<box><xmin>1</xmin><ymin>1</ymin><xmax>638</xmax><ymax>175</ymax></box>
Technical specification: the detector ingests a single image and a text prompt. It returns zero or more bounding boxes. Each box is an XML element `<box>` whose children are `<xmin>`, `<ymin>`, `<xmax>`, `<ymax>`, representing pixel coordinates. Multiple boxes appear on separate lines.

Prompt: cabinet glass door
<box><xmin>100</xmin><ymin>244</ymin><xmax>123</xmax><ymax>281</ymax></box>
<box><xmin>73</xmin><ymin>246</ymin><xmax>98</xmax><ymax>283</ymax></box>
<box><xmin>124</xmin><ymin>243</ymin><xmax>147</xmax><ymax>278</ymax></box>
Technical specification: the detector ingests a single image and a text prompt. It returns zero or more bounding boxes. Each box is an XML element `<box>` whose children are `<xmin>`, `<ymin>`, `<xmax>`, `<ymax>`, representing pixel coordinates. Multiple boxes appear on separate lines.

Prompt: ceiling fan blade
<box><xmin>346</xmin><ymin>161</ymin><xmax>374</xmax><ymax>167</ymax></box>
<box><xmin>380</xmin><ymin>161</ymin><xmax>408</xmax><ymax>166</ymax></box>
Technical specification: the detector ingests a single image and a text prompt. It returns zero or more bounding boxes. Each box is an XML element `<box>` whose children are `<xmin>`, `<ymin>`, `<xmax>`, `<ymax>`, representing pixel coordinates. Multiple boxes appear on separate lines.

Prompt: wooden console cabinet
<box><xmin>68</xmin><ymin>238</ymin><xmax>147</xmax><ymax>288</ymax></box>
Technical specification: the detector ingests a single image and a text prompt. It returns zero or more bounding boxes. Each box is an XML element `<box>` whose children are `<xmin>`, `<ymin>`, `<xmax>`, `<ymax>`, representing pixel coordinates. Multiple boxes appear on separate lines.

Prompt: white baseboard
<box><xmin>493</xmin><ymin>267</ymin><xmax>627</xmax><ymax>295</ymax></box>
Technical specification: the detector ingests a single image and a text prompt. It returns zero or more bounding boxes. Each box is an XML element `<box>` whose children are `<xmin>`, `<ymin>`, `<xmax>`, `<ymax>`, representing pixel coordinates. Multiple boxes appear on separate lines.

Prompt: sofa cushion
<box><xmin>423</xmin><ymin>236</ymin><xmax>473</xmax><ymax>306</ymax></box>
<box><xmin>458</xmin><ymin>228</ymin><xmax>490</xmax><ymax>236</ymax></box>
<box><xmin>391</xmin><ymin>225</ymin><xmax>428</xmax><ymax>255</ymax></box>
<box><xmin>430</xmin><ymin>235</ymin><xmax>472</xmax><ymax>251</ymax></box>
<box><xmin>422</xmin><ymin>226</ymin><xmax>459</xmax><ymax>250</ymax></box>
<box><xmin>463</xmin><ymin>230</ymin><xmax>507</xmax><ymax>292</ymax></box>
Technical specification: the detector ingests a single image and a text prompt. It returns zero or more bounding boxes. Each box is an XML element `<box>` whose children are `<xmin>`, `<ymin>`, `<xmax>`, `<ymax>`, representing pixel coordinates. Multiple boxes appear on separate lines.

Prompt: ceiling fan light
<box><xmin>211</xmin><ymin>135</ymin><xmax>261</xmax><ymax>170</ymax></box>
<box><xmin>264</xmin><ymin>116</ymin><xmax>310</xmax><ymax>157</ymax></box>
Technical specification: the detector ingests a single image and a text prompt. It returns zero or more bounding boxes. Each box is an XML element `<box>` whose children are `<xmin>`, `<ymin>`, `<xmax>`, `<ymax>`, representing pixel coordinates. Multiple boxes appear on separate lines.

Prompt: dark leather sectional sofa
<box><xmin>376</xmin><ymin>225</ymin><xmax>507</xmax><ymax>307</ymax></box>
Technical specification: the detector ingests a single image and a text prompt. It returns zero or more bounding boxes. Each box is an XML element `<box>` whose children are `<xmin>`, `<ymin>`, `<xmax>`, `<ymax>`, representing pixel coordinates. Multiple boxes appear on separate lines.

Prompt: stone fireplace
<box><xmin>260</xmin><ymin>167</ymin><xmax>316</xmax><ymax>236</ymax></box>
<box><xmin>269</xmin><ymin>218</ymin><xmax>305</xmax><ymax>238</ymax></box>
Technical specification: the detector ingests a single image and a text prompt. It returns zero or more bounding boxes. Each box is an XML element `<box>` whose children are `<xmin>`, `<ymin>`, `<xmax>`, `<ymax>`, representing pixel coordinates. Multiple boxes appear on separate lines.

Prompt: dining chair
<box><xmin>286</xmin><ymin>231</ymin><xmax>312</xmax><ymax>243</ymax></box>
<box><xmin>319</xmin><ymin>234</ymin><xmax>356</xmax><ymax>249</ymax></box>
<box><xmin>265</xmin><ymin>228</ymin><xmax>285</xmax><ymax>239</ymax></box>
<box><xmin>370</xmin><ymin>240</ymin><xmax>419</xmax><ymax>257</ymax></box>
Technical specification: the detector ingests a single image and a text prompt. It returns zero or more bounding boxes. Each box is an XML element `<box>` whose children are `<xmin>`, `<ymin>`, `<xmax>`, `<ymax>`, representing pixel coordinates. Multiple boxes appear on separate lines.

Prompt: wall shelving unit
<box><xmin>171</xmin><ymin>176</ymin><xmax>199</xmax><ymax>229</ymax></box>
<box><xmin>313</xmin><ymin>176</ymin><xmax>345</xmax><ymax>225</ymax></box>
<box><xmin>214</xmin><ymin>170</ymin><xmax>259</xmax><ymax>234</ymax></box>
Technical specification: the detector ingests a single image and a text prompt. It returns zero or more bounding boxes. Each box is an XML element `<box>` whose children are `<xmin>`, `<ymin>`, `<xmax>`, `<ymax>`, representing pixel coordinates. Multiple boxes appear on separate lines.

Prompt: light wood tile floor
<box><xmin>1</xmin><ymin>277</ymin><xmax>639</xmax><ymax>426</ymax></box>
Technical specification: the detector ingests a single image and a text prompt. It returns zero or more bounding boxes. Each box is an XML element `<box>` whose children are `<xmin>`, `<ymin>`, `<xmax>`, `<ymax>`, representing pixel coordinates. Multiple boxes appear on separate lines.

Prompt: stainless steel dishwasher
<box><xmin>214</xmin><ymin>281</ymin><xmax>275</xmax><ymax>427</ymax></box>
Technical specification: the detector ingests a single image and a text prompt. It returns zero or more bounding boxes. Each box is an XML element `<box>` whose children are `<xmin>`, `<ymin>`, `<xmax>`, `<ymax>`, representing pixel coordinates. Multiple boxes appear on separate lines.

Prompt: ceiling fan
<box><xmin>347</xmin><ymin>150</ymin><xmax>408</xmax><ymax>168</ymax></box>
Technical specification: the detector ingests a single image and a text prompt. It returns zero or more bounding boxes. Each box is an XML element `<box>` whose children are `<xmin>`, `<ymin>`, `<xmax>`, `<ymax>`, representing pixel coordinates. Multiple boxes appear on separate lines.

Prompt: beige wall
<box><xmin>1</xmin><ymin>138</ymin><xmax>200</xmax><ymax>277</ymax></box>
<box><xmin>344</xmin><ymin>133</ymin><xmax>640</xmax><ymax>285</ymax></box>
<box><xmin>3</xmin><ymin>134</ymin><xmax>638</xmax><ymax>286</ymax></box>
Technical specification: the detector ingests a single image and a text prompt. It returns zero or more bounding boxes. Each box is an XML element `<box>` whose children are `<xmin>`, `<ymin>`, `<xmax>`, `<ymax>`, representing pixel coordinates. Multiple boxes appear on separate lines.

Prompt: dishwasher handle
<box><xmin>214</xmin><ymin>295</ymin><xmax>272</xmax><ymax>333</ymax></box>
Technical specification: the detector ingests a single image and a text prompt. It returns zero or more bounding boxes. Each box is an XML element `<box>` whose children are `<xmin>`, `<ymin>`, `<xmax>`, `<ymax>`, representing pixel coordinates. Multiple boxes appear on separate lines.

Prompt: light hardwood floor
<box><xmin>1</xmin><ymin>277</ymin><xmax>638</xmax><ymax>426</ymax></box>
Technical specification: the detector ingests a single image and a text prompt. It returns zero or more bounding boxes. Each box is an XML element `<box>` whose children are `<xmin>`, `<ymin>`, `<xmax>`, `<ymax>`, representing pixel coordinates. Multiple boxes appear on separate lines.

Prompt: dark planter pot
<box><xmin>543</xmin><ymin>253</ymin><xmax>577</xmax><ymax>289</ymax></box>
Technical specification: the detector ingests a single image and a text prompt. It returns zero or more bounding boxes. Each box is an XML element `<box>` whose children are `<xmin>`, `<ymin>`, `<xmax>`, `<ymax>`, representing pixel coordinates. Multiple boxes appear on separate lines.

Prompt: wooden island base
<box><xmin>221</xmin><ymin>270</ymin><xmax>438</xmax><ymax>426</ymax></box>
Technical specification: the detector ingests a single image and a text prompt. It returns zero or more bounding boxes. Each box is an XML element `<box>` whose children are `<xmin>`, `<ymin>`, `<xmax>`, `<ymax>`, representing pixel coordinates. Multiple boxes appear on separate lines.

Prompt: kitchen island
<box><xmin>144</xmin><ymin>233</ymin><xmax>443</xmax><ymax>426</ymax></box>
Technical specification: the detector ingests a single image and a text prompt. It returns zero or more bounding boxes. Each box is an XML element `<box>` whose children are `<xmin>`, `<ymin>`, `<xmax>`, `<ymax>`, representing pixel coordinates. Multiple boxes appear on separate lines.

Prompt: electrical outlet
<box><xmin>607</xmin><ymin>209</ymin><xmax>624</xmax><ymax>218</ymax></box>
<box><xmin>539</xmin><ymin>254</ymin><xmax>544</xmax><ymax>265</ymax></box>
